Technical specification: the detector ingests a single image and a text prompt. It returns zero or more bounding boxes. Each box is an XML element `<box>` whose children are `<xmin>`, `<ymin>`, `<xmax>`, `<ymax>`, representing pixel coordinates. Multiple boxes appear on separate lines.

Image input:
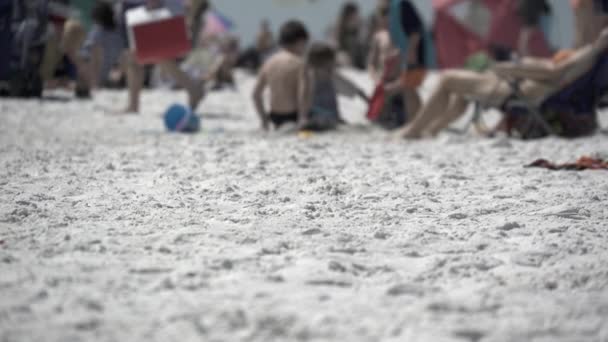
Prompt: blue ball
<box><xmin>164</xmin><ymin>104</ymin><xmax>200</xmax><ymax>133</ymax></box>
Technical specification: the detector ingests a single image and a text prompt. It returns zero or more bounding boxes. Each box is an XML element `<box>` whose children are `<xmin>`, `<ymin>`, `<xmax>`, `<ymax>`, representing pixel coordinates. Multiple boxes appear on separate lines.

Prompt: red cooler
<box><xmin>126</xmin><ymin>7</ymin><xmax>191</xmax><ymax>65</ymax></box>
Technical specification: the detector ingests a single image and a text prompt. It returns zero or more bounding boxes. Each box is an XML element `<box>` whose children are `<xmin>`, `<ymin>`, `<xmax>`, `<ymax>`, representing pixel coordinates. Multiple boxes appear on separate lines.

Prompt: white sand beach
<box><xmin>1</xmin><ymin>72</ymin><xmax>608</xmax><ymax>342</ymax></box>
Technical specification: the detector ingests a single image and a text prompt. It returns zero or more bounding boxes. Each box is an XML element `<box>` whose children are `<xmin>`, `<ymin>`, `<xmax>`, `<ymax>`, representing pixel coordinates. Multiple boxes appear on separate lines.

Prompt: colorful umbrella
<box><xmin>204</xmin><ymin>9</ymin><xmax>234</xmax><ymax>36</ymax></box>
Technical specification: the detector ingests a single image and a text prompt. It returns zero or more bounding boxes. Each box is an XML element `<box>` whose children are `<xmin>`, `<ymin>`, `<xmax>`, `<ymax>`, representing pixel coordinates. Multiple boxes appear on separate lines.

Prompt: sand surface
<box><xmin>1</xmin><ymin>72</ymin><xmax>608</xmax><ymax>342</ymax></box>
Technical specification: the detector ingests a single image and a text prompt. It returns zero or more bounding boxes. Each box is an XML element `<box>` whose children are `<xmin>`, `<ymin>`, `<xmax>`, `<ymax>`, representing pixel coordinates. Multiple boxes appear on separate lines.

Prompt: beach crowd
<box><xmin>2</xmin><ymin>0</ymin><xmax>608</xmax><ymax>139</ymax></box>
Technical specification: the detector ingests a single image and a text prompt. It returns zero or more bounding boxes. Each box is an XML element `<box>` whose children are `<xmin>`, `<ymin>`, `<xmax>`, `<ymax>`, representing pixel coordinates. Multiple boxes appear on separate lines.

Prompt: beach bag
<box><xmin>164</xmin><ymin>104</ymin><xmax>201</xmax><ymax>133</ymax></box>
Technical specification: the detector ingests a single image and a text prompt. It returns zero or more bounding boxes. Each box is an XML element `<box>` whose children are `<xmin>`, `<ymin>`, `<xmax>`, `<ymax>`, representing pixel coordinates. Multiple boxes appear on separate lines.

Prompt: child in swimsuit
<box><xmin>252</xmin><ymin>20</ymin><xmax>310</xmax><ymax>130</ymax></box>
<box><xmin>298</xmin><ymin>42</ymin><xmax>368</xmax><ymax>131</ymax></box>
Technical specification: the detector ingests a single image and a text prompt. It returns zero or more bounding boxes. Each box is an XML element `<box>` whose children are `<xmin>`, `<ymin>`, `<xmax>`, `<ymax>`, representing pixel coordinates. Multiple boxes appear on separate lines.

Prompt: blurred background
<box><xmin>214</xmin><ymin>0</ymin><xmax>573</xmax><ymax>49</ymax></box>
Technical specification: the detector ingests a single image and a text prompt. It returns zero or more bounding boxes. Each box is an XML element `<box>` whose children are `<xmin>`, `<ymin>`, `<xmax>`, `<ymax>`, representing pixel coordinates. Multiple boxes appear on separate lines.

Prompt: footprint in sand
<box><xmin>511</xmin><ymin>252</ymin><xmax>551</xmax><ymax>268</ymax></box>
<box><xmin>386</xmin><ymin>283</ymin><xmax>430</xmax><ymax>297</ymax></box>
<box><xmin>496</xmin><ymin>222</ymin><xmax>522</xmax><ymax>231</ymax></box>
<box><xmin>452</xmin><ymin>328</ymin><xmax>486</xmax><ymax>342</ymax></box>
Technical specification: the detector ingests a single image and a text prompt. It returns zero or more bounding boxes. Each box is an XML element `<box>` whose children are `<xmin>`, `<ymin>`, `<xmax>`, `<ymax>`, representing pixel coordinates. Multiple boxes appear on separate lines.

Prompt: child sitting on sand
<box><xmin>298</xmin><ymin>43</ymin><xmax>368</xmax><ymax>131</ymax></box>
<box><xmin>252</xmin><ymin>20</ymin><xmax>310</xmax><ymax>130</ymax></box>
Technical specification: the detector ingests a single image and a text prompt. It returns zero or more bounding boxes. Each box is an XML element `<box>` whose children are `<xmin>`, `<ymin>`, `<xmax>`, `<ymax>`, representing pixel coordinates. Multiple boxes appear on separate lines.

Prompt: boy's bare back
<box><xmin>259</xmin><ymin>50</ymin><xmax>304</xmax><ymax>113</ymax></box>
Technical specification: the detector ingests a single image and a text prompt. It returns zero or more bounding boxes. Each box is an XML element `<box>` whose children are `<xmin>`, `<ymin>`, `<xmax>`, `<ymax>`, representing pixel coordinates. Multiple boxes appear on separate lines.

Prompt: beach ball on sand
<box><xmin>164</xmin><ymin>104</ymin><xmax>201</xmax><ymax>133</ymax></box>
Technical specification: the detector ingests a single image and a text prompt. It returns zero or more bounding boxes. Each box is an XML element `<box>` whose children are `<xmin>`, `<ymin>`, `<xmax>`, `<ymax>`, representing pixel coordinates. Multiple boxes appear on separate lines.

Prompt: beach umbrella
<box><xmin>203</xmin><ymin>9</ymin><xmax>234</xmax><ymax>36</ymax></box>
<box><xmin>433</xmin><ymin>0</ymin><xmax>553</xmax><ymax>68</ymax></box>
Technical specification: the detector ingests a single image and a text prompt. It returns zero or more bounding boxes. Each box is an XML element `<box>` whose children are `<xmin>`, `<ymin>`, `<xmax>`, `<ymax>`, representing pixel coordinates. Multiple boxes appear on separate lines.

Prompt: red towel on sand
<box><xmin>526</xmin><ymin>157</ymin><xmax>608</xmax><ymax>171</ymax></box>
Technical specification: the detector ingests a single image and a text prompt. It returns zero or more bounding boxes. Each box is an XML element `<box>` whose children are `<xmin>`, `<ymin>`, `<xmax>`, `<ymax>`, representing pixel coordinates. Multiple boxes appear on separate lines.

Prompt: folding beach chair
<box><xmin>507</xmin><ymin>52</ymin><xmax>608</xmax><ymax>138</ymax></box>
<box><xmin>458</xmin><ymin>52</ymin><xmax>608</xmax><ymax>138</ymax></box>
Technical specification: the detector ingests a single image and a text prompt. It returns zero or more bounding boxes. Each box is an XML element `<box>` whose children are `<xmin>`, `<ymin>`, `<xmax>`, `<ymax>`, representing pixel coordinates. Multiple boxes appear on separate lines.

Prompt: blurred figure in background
<box><xmin>185</xmin><ymin>0</ymin><xmax>209</xmax><ymax>47</ymax></box>
<box><xmin>516</xmin><ymin>0</ymin><xmax>551</xmax><ymax>57</ymax></box>
<box><xmin>391</xmin><ymin>0</ymin><xmax>428</xmax><ymax>121</ymax></box>
<box><xmin>572</xmin><ymin>0</ymin><xmax>608</xmax><ymax>48</ymax></box>
<box><xmin>82</xmin><ymin>1</ymin><xmax>125</xmax><ymax>89</ymax></box>
<box><xmin>42</xmin><ymin>0</ymin><xmax>93</xmax><ymax>97</ymax></box>
<box><xmin>237</xmin><ymin>20</ymin><xmax>275</xmax><ymax>72</ymax></box>
<box><xmin>205</xmin><ymin>35</ymin><xmax>239</xmax><ymax>90</ymax></box>
<box><xmin>334</xmin><ymin>2</ymin><xmax>365</xmax><ymax>69</ymax></box>
<box><xmin>366</xmin><ymin>0</ymin><xmax>390</xmax><ymax>47</ymax></box>
<box><xmin>367</xmin><ymin>3</ymin><xmax>406</xmax><ymax>128</ymax></box>
<box><xmin>256</xmin><ymin>20</ymin><xmax>276</xmax><ymax>61</ymax></box>
<box><xmin>368</xmin><ymin>5</ymin><xmax>398</xmax><ymax>85</ymax></box>
<box><xmin>119</xmin><ymin>0</ymin><xmax>204</xmax><ymax>113</ymax></box>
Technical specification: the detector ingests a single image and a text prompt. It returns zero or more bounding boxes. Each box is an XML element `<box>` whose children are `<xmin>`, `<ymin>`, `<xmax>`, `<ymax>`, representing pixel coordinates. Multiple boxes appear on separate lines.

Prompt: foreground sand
<box><xmin>1</xmin><ymin>73</ymin><xmax>608</xmax><ymax>342</ymax></box>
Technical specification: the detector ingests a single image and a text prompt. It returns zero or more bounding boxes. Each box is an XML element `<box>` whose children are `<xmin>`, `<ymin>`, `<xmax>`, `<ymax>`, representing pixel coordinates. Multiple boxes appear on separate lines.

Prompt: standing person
<box><xmin>252</xmin><ymin>20</ymin><xmax>310</xmax><ymax>131</ymax></box>
<box><xmin>82</xmin><ymin>1</ymin><xmax>125</xmax><ymax>89</ymax></box>
<box><xmin>42</xmin><ymin>0</ymin><xmax>93</xmax><ymax>97</ymax></box>
<box><xmin>366</xmin><ymin>0</ymin><xmax>390</xmax><ymax>50</ymax></box>
<box><xmin>368</xmin><ymin>3</ymin><xmax>407</xmax><ymax>127</ymax></box>
<box><xmin>390</xmin><ymin>0</ymin><xmax>427</xmax><ymax>120</ymax></box>
<box><xmin>368</xmin><ymin>5</ymin><xmax>399</xmax><ymax>84</ymax></box>
<box><xmin>118</xmin><ymin>0</ymin><xmax>204</xmax><ymax>113</ymax></box>
<box><xmin>185</xmin><ymin>0</ymin><xmax>209</xmax><ymax>48</ymax></box>
<box><xmin>516</xmin><ymin>0</ymin><xmax>551</xmax><ymax>57</ymax></box>
<box><xmin>572</xmin><ymin>0</ymin><xmax>608</xmax><ymax>48</ymax></box>
<box><xmin>334</xmin><ymin>2</ymin><xmax>365</xmax><ymax>69</ymax></box>
<box><xmin>256</xmin><ymin>20</ymin><xmax>276</xmax><ymax>61</ymax></box>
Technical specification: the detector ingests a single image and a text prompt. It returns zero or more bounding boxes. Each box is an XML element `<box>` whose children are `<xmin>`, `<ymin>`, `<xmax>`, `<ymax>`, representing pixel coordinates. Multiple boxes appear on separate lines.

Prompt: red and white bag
<box><xmin>126</xmin><ymin>6</ymin><xmax>191</xmax><ymax>65</ymax></box>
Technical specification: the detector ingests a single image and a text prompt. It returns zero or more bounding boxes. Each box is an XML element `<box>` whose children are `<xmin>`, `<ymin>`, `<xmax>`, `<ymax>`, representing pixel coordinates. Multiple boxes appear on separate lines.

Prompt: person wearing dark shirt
<box><xmin>389</xmin><ymin>0</ymin><xmax>427</xmax><ymax>121</ymax></box>
<box><xmin>516</xmin><ymin>0</ymin><xmax>551</xmax><ymax>56</ymax></box>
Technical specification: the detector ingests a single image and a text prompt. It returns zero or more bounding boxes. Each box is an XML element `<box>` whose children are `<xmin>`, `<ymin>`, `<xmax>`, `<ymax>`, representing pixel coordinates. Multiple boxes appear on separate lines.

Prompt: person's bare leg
<box><xmin>426</xmin><ymin>95</ymin><xmax>469</xmax><ymax>136</ymax></box>
<box><xmin>396</xmin><ymin>70</ymin><xmax>509</xmax><ymax>139</ymax></box>
<box><xmin>125</xmin><ymin>51</ymin><xmax>144</xmax><ymax>113</ymax></box>
<box><xmin>62</xmin><ymin>20</ymin><xmax>91</xmax><ymax>95</ymax></box>
<box><xmin>41</xmin><ymin>26</ymin><xmax>62</xmax><ymax>84</ymax></box>
<box><xmin>396</xmin><ymin>82</ymin><xmax>451</xmax><ymax>139</ymax></box>
<box><xmin>404</xmin><ymin>88</ymin><xmax>421</xmax><ymax>122</ymax></box>
<box><xmin>159</xmin><ymin>60</ymin><xmax>205</xmax><ymax>110</ymax></box>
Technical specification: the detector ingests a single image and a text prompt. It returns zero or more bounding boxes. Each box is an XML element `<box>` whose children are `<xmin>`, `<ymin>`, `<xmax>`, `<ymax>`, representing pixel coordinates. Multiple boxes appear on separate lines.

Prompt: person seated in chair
<box><xmin>396</xmin><ymin>28</ymin><xmax>608</xmax><ymax>139</ymax></box>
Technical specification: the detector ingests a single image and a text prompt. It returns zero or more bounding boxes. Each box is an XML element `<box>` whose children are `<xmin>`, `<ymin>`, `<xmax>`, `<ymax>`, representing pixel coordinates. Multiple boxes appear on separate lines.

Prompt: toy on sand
<box><xmin>164</xmin><ymin>104</ymin><xmax>201</xmax><ymax>133</ymax></box>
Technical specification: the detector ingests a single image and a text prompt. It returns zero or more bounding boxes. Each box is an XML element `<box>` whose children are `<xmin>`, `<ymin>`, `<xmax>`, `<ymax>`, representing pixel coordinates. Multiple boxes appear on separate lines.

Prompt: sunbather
<box><xmin>396</xmin><ymin>28</ymin><xmax>608</xmax><ymax>139</ymax></box>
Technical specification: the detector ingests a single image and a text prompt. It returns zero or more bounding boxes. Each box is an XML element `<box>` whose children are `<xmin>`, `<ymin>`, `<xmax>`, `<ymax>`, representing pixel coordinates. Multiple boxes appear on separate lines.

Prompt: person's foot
<box><xmin>109</xmin><ymin>105</ymin><xmax>139</xmax><ymax>115</ymax></box>
<box><xmin>188</xmin><ymin>81</ymin><xmax>206</xmax><ymax>111</ymax></box>
<box><xmin>393</xmin><ymin>125</ymin><xmax>422</xmax><ymax>140</ymax></box>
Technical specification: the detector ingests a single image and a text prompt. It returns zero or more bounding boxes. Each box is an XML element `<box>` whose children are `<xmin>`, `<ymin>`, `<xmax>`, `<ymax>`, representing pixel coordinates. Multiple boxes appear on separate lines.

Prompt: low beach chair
<box><xmin>458</xmin><ymin>52</ymin><xmax>608</xmax><ymax>138</ymax></box>
<box><xmin>507</xmin><ymin>52</ymin><xmax>608</xmax><ymax>138</ymax></box>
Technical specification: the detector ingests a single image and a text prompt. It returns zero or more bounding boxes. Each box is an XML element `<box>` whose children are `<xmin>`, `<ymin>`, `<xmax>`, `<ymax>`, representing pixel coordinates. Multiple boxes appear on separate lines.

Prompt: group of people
<box><xmin>253</xmin><ymin>0</ymin><xmax>608</xmax><ymax>138</ymax></box>
<box><xmin>37</xmin><ymin>0</ymin><xmax>608</xmax><ymax>139</ymax></box>
<box><xmin>43</xmin><ymin>0</ymin><xmax>235</xmax><ymax>112</ymax></box>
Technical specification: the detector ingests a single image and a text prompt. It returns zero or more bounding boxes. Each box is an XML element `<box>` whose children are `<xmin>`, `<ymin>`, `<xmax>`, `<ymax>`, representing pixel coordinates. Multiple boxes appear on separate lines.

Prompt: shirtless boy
<box><xmin>396</xmin><ymin>28</ymin><xmax>608</xmax><ymax>139</ymax></box>
<box><xmin>252</xmin><ymin>20</ymin><xmax>310</xmax><ymax>130</ymax></box>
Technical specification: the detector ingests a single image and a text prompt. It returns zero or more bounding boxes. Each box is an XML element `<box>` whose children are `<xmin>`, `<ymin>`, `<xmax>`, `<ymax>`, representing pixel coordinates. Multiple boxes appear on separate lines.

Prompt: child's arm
<box><xmin>252</xmin><ymin>69</ymin><xmax>269</xmax><ymax>131</ymax></box>
<box><xmin>297</xmin><ymin>66</ymin><xmax>313</xmax><ymax>128</ymax></box>
<box><xmin>334</xmin><ymin>72</ymin><xmax>370</xmax><ymax>103</ymax></box>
